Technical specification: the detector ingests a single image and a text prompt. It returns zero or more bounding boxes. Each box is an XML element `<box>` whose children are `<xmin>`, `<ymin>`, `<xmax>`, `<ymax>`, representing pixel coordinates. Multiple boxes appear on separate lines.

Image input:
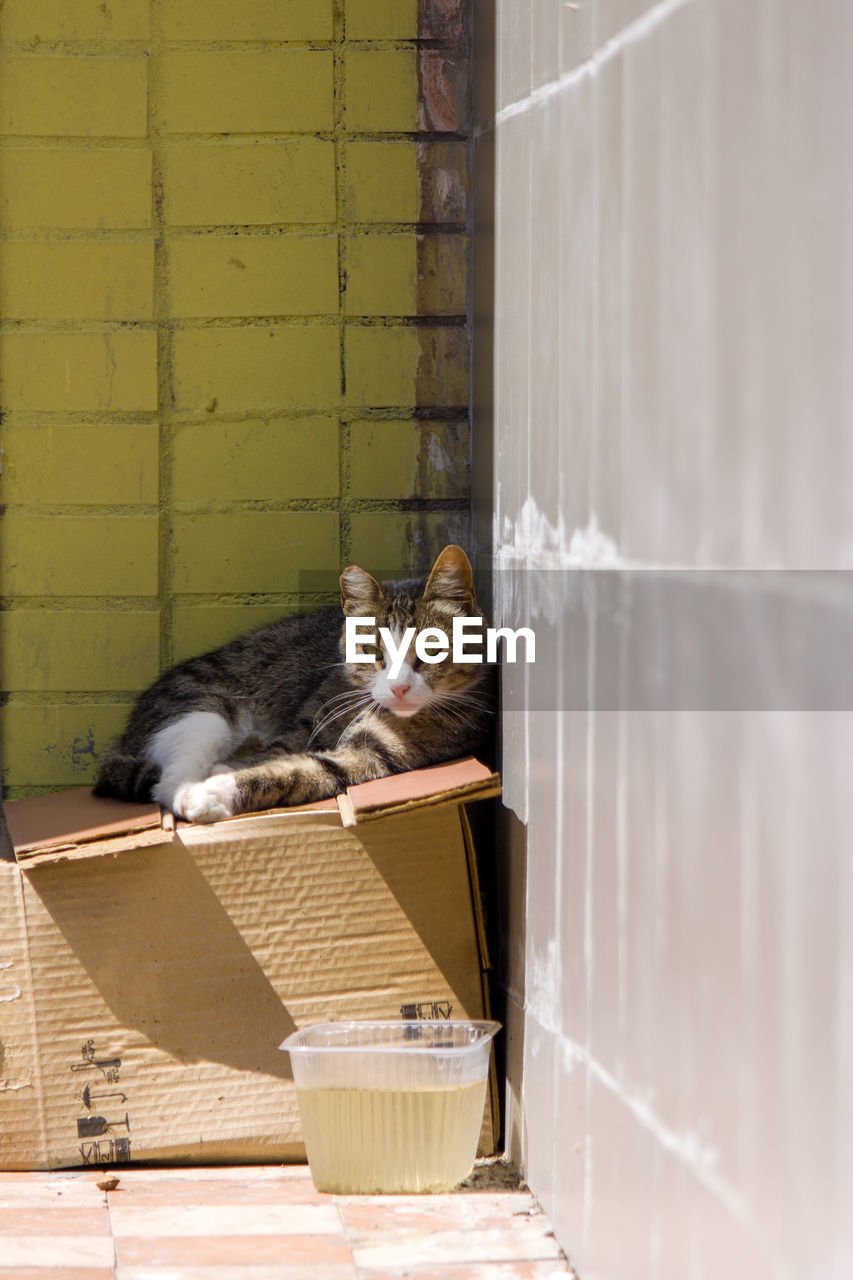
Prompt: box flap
<box><xmin>174</xmin><ymin>795</ymin><xmax>339</xmax><ymax>834</ymax></box>
<box><xmin>2</xmin><ymin>758</ymin><xmax>500</xmax><ymax>855</ymax></box>
<box><xmin>338</xmin><ymin>757</ymin><xmax>501</xmax><ymax>827</ymax></box>
<box><xmin>3</xmin><ymin>788</ymin><xmax>163</xmax><ymax>861</ymax></box>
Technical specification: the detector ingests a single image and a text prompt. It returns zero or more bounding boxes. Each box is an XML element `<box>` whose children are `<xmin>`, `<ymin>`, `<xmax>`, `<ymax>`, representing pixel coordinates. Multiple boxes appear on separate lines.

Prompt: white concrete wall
<box><xmin>472</xmin><ymin>2</ymin><xmax>853</xmax><ymax>1277</ymax></box>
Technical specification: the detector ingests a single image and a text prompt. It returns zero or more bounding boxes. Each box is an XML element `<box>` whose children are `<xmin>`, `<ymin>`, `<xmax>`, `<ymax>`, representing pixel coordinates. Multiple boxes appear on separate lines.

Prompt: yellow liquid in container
<box><xmin>296</xmin><ymin>1078</ymin><xmax>488</xmax><ymax>1193</ymax></box>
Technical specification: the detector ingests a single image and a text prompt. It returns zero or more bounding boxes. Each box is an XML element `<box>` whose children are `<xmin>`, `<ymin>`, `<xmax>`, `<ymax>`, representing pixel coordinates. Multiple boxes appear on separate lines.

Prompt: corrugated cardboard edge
<box><xmin>3</xmin><ymin>788</ymin><xmax>163</xmax><ymax>861</ymax></box>
<box><xmin>459</xmin><ymin>806</ymin><xmax>501</xmax><ymax>1154</ymax></box>
<box><xmin>339</xmin><ymin>774</ymin><xmax>502</xmax><ymax>828</ymax></box>
<box><xmin>175</xmin><ymin>808</ymin><xmax>342</xmax><ymax>848</ymax></box>
<box><xmin>18</xmin><ymin>826</ymin><xmax>175</xmax><ymax>870</ymax></box>
<box><xmin>0</xmin><ymin>818</ymin><xmax>50</xmax><ymax>1170</ymax></box>
<box><xmin>336</xmin><ymin>792</ymin><xmax>357</xmax><ymax>827</ymax></box>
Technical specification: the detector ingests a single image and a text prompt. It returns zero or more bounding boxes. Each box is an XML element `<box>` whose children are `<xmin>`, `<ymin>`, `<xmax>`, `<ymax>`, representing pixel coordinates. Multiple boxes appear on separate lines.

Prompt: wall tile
<box><xmin>478</xmin><ymin>1</ymin><xmax>853</xmax><ymax>1273</ymax></box>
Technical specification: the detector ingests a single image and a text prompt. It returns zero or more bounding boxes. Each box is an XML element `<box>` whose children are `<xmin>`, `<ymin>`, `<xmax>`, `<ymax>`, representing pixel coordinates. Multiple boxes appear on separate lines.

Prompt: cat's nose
<box><xmin>391</xmin><ymin>683</ymin><xmax>410</xmax><ymax>700</ymax></box>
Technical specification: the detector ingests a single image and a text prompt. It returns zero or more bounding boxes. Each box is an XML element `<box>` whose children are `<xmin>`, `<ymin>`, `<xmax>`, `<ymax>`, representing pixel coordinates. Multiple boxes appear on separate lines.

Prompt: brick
<box><xmin>419</xmin><ymin>0</ymin><xmax>466</xmax><ymax>43</ymax></box>
<box><xmin>0</xmin><ymin>424</ymin><xmax>159</xmax><ymax>505</ymax></box>
<box><xmin>345</xmin><ymin>233</ymin><xmax>468</xmax><ymax>316</ymax></box>
<box><xmin>0</xmin><ymin>242</ymin><xmax>154</xmax><ymax>321</ymax></box>
<box><xmin>345</xmin><ymin>324</ymin><xmax>469</xmax><ymax>407</ymax></box>
<box><xmin>419</xmin><ymin>47</ymin><xmax>469</xmax><ymax>132</ymax></box>
<box><xmin>345</xmin><ymin>0</ymin><xmax>418</xmax><ymax>39</ymax></box>
<box><xmin>169</xmin><ymin>235</ymin><xmax>338</xmax><ymax>318</ymax></box>
<box><xmin>0</xmin><ymin>57</ymin><xmax>148</xmax><ymax>138</ymax></box>
<box><xmin>0</xmin><ymin>149</ymin><xmax>152</xmax><ymax>230</ymax></box>
<box><xmin>347</xmin><ymin>142</ymin><xmax>467</xmax><ymax>223</ymax></box>
<box><xmin>0</xmin><ymin>331</ymin><xmax>157</xmax><ymax>411</ymax></box>
<box><xmin>172</xmin><ymin>605</ymin><xmax>298</xmax><ymax>663</ymax></box>
<box><xmin>0</xmin><ymin>704</ymin><xmax>132</xmax><ymax>789</ymax></box>
<box><xmin>346</xmin><ymin>235</ymin><xmax>416</xmax><ymax>315</ymax></box>
<box><xmin>0</xmin><ymin>0</ymin><xmax>150</xmax><ymax>41</ymax></box>
<box><xmin>164</xmin><ymin>142</ymin><xmax>335</xmax><ymax>227</ymax></box>
<box><xmin>345</xmin><ymin>50</ymin><xmax>418</xmax><ymax>133</ymax></box>
<box><xmin>348</xmin><ymin>420</ymin><xmax>469</xmax><ymax>498</ymax></box>
<box><xmin>349</xmin><ymin>511</ymin><xmax>470</xmax><ymax>578</ymax></box>
<box><xmin>172</xmin><ymin>512</ymin><xmax>339</xmax><ymax>593</ymax></box>
<box><xmin>0</xmin><ymin>611</ymin><xmax>160</xmax><ymax>692</ymax></box>
<box><xmin>417</xmin><ymin>233</ymin><xmax>468</xmax><ymax>313</ymax></box>
<box><xmin>173</xmin><ymin>418</ymin><xmax>339</xmax><ymax>502</ymax></box>
<box><xmin>0</xmin><ymin>516</ymin><xmax>158</xmax><ymax>596</ymax></box>
<box><xmin>173</xmin><ymin>326</ymin><xmax>339</xmax><ymax>412</ymax></box>
<box><xmin>418</xmin><ymin>141</ymin><xmax>469</xmax><ymax>222</ymax></box>
<box><xmin>162</xmin><ymin>51</ymin><xmax>334</xmax><ymax>135</ymax></box>
<box><xmin>346</xmin><ymin>142</ymin><xmax>418</xmax><ymax>223</ymax></box>
<box><xmin>162</xmin><ymin>0</ymin><xmax>333</xmax><ymax>41</ymax></box>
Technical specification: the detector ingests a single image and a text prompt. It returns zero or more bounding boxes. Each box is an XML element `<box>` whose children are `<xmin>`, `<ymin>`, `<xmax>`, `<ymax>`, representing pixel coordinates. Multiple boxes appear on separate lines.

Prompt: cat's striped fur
<box><xmin>94</xmin><ymin>546</ymin><xmax>494</xmax><ymax>823</ymax></box>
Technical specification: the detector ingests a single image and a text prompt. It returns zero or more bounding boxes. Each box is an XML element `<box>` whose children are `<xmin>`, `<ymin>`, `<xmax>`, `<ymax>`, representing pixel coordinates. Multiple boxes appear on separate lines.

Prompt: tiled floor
<box><xmin>0</xmin><ymin>1160</ymin><xmax>575</xmax><ymax>1279</ymax></box>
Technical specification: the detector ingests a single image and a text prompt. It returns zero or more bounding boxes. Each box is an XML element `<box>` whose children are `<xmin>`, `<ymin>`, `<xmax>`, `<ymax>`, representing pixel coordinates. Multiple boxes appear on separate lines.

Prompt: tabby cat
<box><xmin>94</xmin><ymin>545</ymin><xmax>494</xmax><ymax>823</ymax></box>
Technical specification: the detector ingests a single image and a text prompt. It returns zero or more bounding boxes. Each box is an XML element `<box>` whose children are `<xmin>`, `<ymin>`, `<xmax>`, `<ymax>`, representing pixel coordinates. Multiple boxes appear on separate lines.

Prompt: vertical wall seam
<box><xmin>333</xmin><ymin>0</ymin><xmax>350</xmax><ymax>567</ymax></box>
<box><xmin>149</xmin><ymin>0</ymin><xmax>174</xmax><ymax>673</ymax></box>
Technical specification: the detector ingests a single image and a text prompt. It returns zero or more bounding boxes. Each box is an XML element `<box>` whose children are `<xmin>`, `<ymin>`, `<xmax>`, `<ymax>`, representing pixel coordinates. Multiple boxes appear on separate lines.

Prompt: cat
<box><xmin>93</xmin><ymin>545</ymin><xmax>494</xmax><ymax>824</ymax></box>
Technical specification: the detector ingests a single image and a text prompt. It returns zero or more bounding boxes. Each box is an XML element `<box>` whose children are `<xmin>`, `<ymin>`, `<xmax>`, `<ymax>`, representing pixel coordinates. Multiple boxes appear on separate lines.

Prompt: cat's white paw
<box><xmin>173</xmin><ymin>773</ymin><xmax>238</xmax><ymax>824</ymax></box>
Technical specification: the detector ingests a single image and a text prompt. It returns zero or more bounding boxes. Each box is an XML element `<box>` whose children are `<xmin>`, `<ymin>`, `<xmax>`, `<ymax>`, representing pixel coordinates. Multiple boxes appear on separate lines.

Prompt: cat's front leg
<box><xmin>208</xmin><ymin>744</ymin><xmax>399</xmax><ymax>818</ymax></box>
<box><xmin>174</xmin><ymin>765</ymin><xmax>238</xmax><ymax>823</ymax></box>
<box><xmin>173</xmin><ymin>758</ymin><xmax>301</xmax><ymax>822</ymax></box>
<box><xmin>176</xmin><ymin>733</ymin><xmax>405</xmax><ymax>822</ymax></box>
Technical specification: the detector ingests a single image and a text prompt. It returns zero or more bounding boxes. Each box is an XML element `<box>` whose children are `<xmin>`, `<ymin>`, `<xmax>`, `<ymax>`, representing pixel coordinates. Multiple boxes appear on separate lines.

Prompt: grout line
<box><xmin>104</xmin><ymin>1184</ymin><xmax>118</xmax><ymax>1279</ymax></box>
<box><xmin>149</xmin><ymin>0</ymin><xmax>174</xmax><ymax>673</ymax></box>
<box><xmin>333</xmin><ymin>0</ymin><xmax>351</xmax><ymax>567</ymax></box>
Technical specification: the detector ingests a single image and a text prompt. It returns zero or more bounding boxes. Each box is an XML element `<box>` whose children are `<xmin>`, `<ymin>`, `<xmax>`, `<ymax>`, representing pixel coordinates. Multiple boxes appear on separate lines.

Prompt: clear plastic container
<box><xmin>280</xmin><ymin>1020</ymin><xmax>500</xmax><ymax>1194</ymax></box>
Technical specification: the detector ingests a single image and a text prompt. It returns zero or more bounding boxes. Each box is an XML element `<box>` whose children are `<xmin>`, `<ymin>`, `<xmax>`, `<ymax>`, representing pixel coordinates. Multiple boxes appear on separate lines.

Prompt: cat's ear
<box><xmin>422</xmin><ymin>545</ymin><xmax>476</xmax><ymax>606</ymax></box>
<box><xmin>340</xmin><ymin>564</ymin><xmax>384</xmax><ymax>615</ymax></box>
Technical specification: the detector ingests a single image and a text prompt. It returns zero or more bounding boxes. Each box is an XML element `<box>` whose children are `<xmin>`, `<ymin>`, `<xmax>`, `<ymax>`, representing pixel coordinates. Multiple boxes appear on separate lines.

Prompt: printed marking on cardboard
<box><xmin>70</xmin><ymin>1040</ymin><xmax>133</xmax><ymax>1165</ymax></box>
<box><xmin>401</xmin><ymin>1000</ymin><xmax>453</xmax><ymax>1020</ymax></box>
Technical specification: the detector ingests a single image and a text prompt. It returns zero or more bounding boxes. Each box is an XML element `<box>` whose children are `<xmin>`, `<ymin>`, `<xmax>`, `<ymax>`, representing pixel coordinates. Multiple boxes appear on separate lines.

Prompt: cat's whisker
<box><xmin>308</xmin><ymin>704</ymin><xmax>372</xmax><ymax>744</ymax></box>
<box><xmin>308</xmin><ymin>693</ymin><xmax>373</xmax><ymax>745</ymax></box>
<box><xmin>310</xmin><ymin>700</ymin><xmax>365</xmax><ymax>733</ymax></box>
<box><xmin>313</xmin><ymin>686</ymin><xmax>367</xmax><ymax>711</ymax></box>
<box><xmin>310</xmin><ymin>688</ymin><xmax>371</xmax><ymax>724</ymax></box>
<box><xmin>362</xmin><ymin>709</ymin><xmax>383</xmax><ymax>744</ymax></box>
<box><xmin>334</xmin><ymin>700</ymin><xmax>378</xmax><ymax>747</ymax></box>
<box><xmin>436</xmin><ymin>703</ymin><xmax>474</xmax><ymax>727</ymax></box>
<box><xmin>433</xmin><ymin>702</ymin><xmax>482</xmax><ymax>734</ymax></box>
<box><xmin>355</xmin><ymin>703</ymin><xmax>383</xmax><ymax>745</ymax></box>
<box><xmin>437</xmin><ymin>685</ymin><xmax>492</xmax><ymax>702</ymax></box>
<box><xmin>432</xmin><ymin>690</ymin><xmax>495</xmax><ymax>716</ymax></box>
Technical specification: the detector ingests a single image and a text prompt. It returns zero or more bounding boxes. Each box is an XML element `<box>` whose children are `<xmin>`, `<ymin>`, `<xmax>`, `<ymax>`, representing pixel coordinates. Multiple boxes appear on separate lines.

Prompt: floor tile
<box><xmin>0</xmin><ymin>1270</ymin><xmax>115</xmax><ymax>1280</ymax></box>
<box><xmin>349</xmin><ymin>1218</ymin><xmax>566</xmax><ymax>1269</ymax></box>
<box><xmin>0</xmin><ymin>1177</ymin><xmax>105</xmax><ymax>1209</ymax></box>
<box><xmin>0</xmin><ymin>1161</ymin><xmax>573</xmax><ymax>1279</ymax></box>
<box><xmin>107</xmin><ymin>1201</ymin><xmax>341</xmax><ymax>1237</ymax></box>
<box><xmin>110</xmin><ymin>1174</ymin><xmax>327</xmax><ymax>1206</ymax></box>
<box><xmin>114</xmin><ymin>1233</ymin><xmax>355</xmax><ymax>1268</ymax></box>
<box><xmin>0</xmin><ymin>1237</ymin><xmax>116</xmax><ymax>1268</ymax></box>
<box><xmin>338</xmin><ymin>1191</ymin><xmax>541</xmax><ymax>1234</ymax></box>
<box><xmin>118</xmin><ymin>1268</ymin><xmax>356</xmax><ymax>1280</ymax></box>
<box><xmin>361</xmin><ymin>1266</ymin><xmax>574</xmax><ymax>1280</ymax></box>
<box><xmin>0</xmin><ymin>1208</ymin><xmax>111</xmax><ymax>1235</ymax></box>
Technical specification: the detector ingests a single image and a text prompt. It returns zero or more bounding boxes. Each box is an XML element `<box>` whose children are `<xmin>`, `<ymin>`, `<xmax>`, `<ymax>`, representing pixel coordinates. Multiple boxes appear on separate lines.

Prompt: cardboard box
<box><xmin>0</xmin><ymin>758</ymin><xmax>501</xmax><ymax>1171</ymax></box>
